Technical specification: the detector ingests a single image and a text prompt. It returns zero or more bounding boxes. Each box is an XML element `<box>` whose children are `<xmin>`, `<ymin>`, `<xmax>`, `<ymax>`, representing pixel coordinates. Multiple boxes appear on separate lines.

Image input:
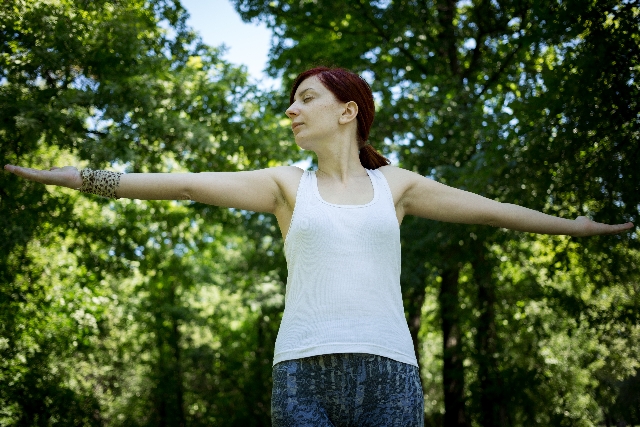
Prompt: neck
<box><xmin>313</xmin><ymin>135</ymin><xmax>366</xmax><ymax>183</ymax></box>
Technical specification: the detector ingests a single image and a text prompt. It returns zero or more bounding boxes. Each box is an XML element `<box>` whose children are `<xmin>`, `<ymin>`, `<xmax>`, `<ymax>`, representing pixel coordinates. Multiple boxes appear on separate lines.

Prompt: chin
<box><xmin>294</xmin><ymin>135</ymin><xmax>313</xmax><ymax>151</ymax></box>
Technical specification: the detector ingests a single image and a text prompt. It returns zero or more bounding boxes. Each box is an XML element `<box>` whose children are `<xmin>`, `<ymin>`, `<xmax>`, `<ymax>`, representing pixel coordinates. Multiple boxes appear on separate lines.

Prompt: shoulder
<box><xmin>377</xmin><ymin>165</ymin><xmax>422</xmax><ymax>186</ymax></box>
<box><xmin>375</xmin><ymin>165</ymin><xmax>424</xmax><ymax>206</ymax></box>
<box><xmin>267</xmin><ymin>165</ymin><xmax>306</xmax><ymax>183</ymax></box>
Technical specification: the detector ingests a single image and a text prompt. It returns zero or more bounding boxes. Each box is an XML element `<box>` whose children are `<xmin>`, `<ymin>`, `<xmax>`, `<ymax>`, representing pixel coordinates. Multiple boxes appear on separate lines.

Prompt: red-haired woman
<box><xmin>4</xmin><ymin>67</ymin><xmax>633</xmax><ymax>426</ymax></box>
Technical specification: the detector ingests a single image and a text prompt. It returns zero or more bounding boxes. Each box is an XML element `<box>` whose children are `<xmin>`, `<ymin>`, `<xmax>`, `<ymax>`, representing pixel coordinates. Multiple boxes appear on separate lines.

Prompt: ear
<box><xmin>338</xmin><ymin>101</ymin><xmax>359</xmax><ymax>124</ymax></box>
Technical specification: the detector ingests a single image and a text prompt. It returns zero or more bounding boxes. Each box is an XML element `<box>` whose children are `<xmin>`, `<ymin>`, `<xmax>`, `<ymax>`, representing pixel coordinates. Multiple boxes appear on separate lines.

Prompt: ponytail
<box><xmin>359</xmin><ymin>144</ymin><xmax>390</xmax><ymax>169</ymax></box>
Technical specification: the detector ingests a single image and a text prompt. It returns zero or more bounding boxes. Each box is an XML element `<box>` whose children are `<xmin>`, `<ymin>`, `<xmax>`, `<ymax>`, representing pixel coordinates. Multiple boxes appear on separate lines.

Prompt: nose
<box><xmin>285</xmin><ymin>103</ymin><xmax>298</xmax><ymax>119</ymax></box>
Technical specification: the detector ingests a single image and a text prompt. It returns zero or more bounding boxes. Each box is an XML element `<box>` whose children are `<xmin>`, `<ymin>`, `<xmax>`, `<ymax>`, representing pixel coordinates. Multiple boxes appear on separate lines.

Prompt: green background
<box><xmin>1</xmin><ymin>0</ymin><xmax>638</xmax><ymax>425</ymax></box>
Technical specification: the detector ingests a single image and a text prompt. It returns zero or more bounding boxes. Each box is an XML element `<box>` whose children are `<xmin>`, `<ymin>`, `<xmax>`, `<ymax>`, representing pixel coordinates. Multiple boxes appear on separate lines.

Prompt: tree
<box><xmin>232</xmin><ymin>0</ymin><xmax>639</xmax><ymax>425</ymax></box>
<box><xmin>1</xmin><ymin>0</ymin><xmax>296</xmax><ymax>424</ymax></box>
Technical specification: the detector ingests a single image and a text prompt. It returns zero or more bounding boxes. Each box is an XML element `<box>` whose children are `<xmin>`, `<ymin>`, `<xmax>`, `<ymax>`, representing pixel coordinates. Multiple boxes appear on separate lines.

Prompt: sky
<box><xmin>179</xmin><ymin>1</ymin><xmax>312</xmax><ymax>168</ymax></box>
<box><xmin>180</xmin><ymin>0</ymin><xmax>274</xmax><ymax>85</ymax></box>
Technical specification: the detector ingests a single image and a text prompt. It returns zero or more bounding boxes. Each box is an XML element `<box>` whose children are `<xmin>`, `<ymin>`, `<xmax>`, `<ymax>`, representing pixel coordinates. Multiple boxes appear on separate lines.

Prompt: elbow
<box><xmin>481</xmin><ymin>203</ymin><xmax>506</xmax><ymax>228</ymax></box>
<box><xmin>484</xmin><ymin>217</ymin><xmax>500</xmax><ymax>228</ymax></box>
<box><xmin>484</xmin><ymin>218</ymin><xmax>497</xmax><ymax>228</ymax></box>
<box><xmin>179</xmin><ymin>186</ymin><xmax>194</xmax><ymax>201</ymax></box>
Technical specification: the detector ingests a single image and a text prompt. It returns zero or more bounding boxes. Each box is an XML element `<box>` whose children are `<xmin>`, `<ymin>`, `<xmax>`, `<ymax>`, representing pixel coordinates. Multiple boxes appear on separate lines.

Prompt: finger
<box><xmin>7</xmin><ymin>166</ymin><xmax>50</xmax><ymax>183</ymax></box>
<box><xmin>4</xmin><ymin>164</ymin><xmax>26</xmax><ymax>175</ymax></box>
<box><xmin>604</xmin><ymin>222</ymin><xmax>634</xmax><ymax>235</ymax></box>
<box><xmin>615</xmin><ymin>222</ymin><xmax>634</xmax><ymax>233</ymax></box>
<box><xmin>4</xmin><ymin>164</ymin><xmax>30</xmax><ymax>174</ymax></box>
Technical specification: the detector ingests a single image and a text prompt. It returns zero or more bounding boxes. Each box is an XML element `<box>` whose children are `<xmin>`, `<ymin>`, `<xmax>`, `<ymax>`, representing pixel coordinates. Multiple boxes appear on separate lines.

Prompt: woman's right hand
<box><xmin>4</xmin><ymin>165</ymin><xmax>83</xmax><ymax>189</ymax></box>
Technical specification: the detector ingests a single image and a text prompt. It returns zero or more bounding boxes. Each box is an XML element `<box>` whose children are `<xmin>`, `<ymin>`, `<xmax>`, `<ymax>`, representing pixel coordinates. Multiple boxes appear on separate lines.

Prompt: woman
<box><xmin>4</xmin><ymin>67</ymin><xmax>633</xmax><ymax>426</ymax></box>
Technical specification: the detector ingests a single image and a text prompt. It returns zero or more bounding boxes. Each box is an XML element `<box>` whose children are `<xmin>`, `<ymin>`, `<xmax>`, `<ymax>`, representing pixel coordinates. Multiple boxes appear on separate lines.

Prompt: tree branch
<box><xmin>350</xmin><ymin>2</ymin><xmax>430</xmax><ymax>76</ymax></box>
<box><xmin>436</xmin><ymin>0</ymin><xmax>460</xmax><ymax>77</ymax></box>
<box><xmin>477</xmin><ymin>44</ymin><xmax>522</xmax><ymax>98</ymax></box>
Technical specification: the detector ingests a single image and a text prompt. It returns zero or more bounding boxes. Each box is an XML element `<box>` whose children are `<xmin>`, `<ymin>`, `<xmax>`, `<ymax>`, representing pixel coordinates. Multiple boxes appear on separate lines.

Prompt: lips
<box><xmin>291</xmin><ymin>122</ymin><xmax>303</xmax><ymax>131</ymax></box>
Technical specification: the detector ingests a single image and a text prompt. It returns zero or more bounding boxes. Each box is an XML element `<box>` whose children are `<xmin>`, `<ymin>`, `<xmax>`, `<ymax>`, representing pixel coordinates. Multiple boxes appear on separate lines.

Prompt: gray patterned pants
<box><xmin>272</xmin><ymin>353</ymin><xmax>424</xmax><ymax>426</ymax></box>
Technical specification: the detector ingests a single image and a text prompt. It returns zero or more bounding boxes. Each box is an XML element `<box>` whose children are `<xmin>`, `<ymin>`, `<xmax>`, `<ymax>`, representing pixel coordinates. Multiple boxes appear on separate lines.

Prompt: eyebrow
<box><xmin>297</xmin><ymin>87</ymin><xmax>315</xmax><ymax>97</ymax></box>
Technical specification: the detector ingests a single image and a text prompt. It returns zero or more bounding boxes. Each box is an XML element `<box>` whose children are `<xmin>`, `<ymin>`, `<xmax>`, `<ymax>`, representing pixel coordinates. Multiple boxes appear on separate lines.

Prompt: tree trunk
<box><xmin>400</xmin><ymin>222</ymin><xmax>430</xmax><ymax>401</ymax></box>
<box><xmin>439</xmin><ymin>267</ymin><xmax>469</xmax><ymax>427</ymax></box>
<box><xmin>169</xmin><ymin>299</ymin><xmax>186</xmax><ymax>427</ymax></box>
<box><xmin>152</xmin><ymin>279</ymin><xmax>186</xmax><ymax>427</ymax></box>
<box><xmin>407</xmin><ymin>286</ymin><xmax>426</xmax><ymax>370</ymax></box>
<box><xmin>472</xmin><ymin>246</ymin><xmax>506</xmax><ymax>427</ymax></box>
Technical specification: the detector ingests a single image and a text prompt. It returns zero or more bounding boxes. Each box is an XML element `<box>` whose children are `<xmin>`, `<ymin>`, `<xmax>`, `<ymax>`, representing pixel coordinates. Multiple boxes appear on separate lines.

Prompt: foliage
<box><xmin>233</xmin><ymin>0</ymin><xmax>639</xmax><ymax>425</ymax></box>
<box><xmin>1</xmin><ymin>0</ymin><xmax>294</xmax><ymax>425</ymax></box>
<box><xmin>1</xmin><ymin>0</ymin><xmax>638</xmax><ymax>425</ymax></box>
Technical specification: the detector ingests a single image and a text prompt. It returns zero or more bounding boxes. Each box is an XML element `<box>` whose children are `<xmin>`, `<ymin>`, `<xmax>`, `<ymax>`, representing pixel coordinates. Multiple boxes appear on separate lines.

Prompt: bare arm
<box><xmin>116</xmin><ymin>169</ymin><xmax>285</xmax><ymax>212</ymax></box>
<box><xmin>393</xmin><ymin>167</ymin><xmax>633</xmax><ymax>237</ymax></box>
<box><xmin>3</xmin><ymin>164</ymin><xmax>293</xmax><ymax>214</ymax></box>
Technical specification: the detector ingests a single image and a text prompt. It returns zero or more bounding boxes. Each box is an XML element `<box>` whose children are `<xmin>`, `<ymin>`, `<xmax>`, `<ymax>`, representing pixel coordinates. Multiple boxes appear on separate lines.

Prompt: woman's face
<box><xmin>285</xmin><ymin>76</ymin><xmax>348</xmax><ymax>150</ymax></box>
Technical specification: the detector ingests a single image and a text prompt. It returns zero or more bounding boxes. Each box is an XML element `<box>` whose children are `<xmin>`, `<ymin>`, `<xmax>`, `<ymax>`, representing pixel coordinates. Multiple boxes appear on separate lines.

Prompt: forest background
<box><xmin>0</xmin><ymin>0</ymin><xmax>638</xmax><ymax>426</ymax></box>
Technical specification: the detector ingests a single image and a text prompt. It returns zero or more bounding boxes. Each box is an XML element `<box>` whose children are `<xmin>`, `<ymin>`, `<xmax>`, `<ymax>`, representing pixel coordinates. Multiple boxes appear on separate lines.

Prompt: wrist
<box><xmin>79</xmin><ymin>168</ymin><xmax>122</xmax><ymax>198</ymax></box>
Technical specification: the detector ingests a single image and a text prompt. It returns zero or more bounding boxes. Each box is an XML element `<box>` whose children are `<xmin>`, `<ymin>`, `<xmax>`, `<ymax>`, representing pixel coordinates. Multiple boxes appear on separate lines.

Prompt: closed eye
<box><xmin>303</xmin><ymin>96</ymin><xmax>313</xmax><ymax>103</ymax></box>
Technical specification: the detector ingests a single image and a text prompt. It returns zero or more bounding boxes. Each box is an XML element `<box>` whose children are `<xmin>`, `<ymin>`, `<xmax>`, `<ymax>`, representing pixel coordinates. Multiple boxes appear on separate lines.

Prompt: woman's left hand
<box><xmin>571</xmin><ymin>216</ymin><xmax>634</xmax><ymax>237</ymax></box>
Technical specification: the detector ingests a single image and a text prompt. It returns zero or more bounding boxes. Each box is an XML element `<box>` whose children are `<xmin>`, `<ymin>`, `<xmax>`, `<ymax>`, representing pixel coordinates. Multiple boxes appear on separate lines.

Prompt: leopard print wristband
<box><xmin>79</xmin><ymin>168</ymin><xmax>122</xmax><ymax>199</ymax></box>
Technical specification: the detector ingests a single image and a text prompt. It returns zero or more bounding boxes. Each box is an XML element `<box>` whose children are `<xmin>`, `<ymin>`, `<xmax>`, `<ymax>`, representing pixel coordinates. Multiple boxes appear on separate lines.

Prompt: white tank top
<box><xmin>273</xmin><ymin>169</ymin><xmax>418</xmax><ymax>367</ymax></box>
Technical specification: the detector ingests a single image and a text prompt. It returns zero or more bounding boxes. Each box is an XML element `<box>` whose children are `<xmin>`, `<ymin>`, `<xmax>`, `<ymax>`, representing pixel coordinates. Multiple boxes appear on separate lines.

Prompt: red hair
<box><xmin>289</xmin><ymin>67</ymin><xmax>390</xmax><ymax>169</ymax></box>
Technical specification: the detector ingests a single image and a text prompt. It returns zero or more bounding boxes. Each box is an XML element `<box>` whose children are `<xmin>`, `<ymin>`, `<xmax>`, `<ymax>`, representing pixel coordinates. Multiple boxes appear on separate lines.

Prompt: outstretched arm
<box><xmin>3</xmin><ymin>164</ymin><xmax>291</xmax><ymax>214</ymax></box>
<box><xmin>393</xmin><ymin>167</ymin><xmax>633</xmax><ymax>237</ymax></box>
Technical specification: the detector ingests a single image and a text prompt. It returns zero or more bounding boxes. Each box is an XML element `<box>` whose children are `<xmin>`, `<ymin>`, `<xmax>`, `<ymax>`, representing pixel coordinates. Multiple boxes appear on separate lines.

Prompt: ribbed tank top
<box><xmin>273</xmin><ymin>169</ymin><xmax>418</xmax><ymax>367</ymax></box>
